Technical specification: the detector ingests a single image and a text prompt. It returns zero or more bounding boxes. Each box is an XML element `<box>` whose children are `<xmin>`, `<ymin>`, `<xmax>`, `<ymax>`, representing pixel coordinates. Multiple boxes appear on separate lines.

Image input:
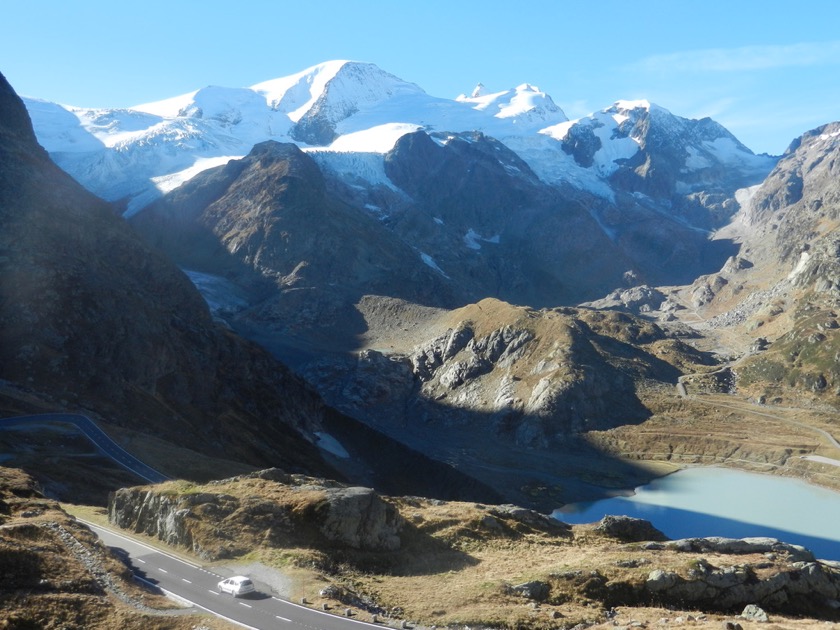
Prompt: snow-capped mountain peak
<box><xmin>612</xmin><ymin>99</ymin><xmax>653</xmax><ymax>112</ymax></box>
<box><xmin>456</xmin><ymin>82</ymin><xmax>567</xmax><ymax>126</ymax></box>
<box><xmin>251</xmin><ymin>59</ymin><xmax>349</xmax><ymax>120</ymax></box>
<box><xmin>290</xmin><ymin>61</ymin><xmax>427</xmax><ymax>145</ymax></box>
<box><xmin>22</xmin><ymin>61</ymin><xmax>775</xmax><ymax>217</ymax></box>
<box><xmin>532</xmin><ymin>97</ymin><xmax>777</xmax><ymax>195</ymax></box>
<box><xmin>251</xmin><ymin>60</ymin><xmax>424</xmax><ymax>127</ymax></box>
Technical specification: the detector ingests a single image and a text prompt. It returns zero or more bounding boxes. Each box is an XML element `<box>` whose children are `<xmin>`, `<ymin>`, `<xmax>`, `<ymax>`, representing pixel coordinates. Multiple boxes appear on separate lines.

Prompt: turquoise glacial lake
<box><xmin>553</xmin><ymin>466</ymin><xmax>840</xmax><ymax>561</ymax></box>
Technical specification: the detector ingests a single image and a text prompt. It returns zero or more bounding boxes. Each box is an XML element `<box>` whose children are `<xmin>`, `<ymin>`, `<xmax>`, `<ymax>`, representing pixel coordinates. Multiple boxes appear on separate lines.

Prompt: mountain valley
<box><xmin>3</xmin><ymin>59</ymin><xmax>840</xmax><ymax>628</ymax></box>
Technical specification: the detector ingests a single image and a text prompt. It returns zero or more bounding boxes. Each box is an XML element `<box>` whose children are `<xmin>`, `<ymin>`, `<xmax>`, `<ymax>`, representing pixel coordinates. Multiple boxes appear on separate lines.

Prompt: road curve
<box><xmin>86</xmin><ymin>521</ymin><xmax>382</xmax><ymax>630</ymax></box>
<box><xmin>0</xmin><ymin>413</ymin><xmax>168</xmax><ymax>483</ymax></box>
<box><xmin>4</xmin><ymin>414</ymin><xmax>391</xmax><ymax>627</ymax></box>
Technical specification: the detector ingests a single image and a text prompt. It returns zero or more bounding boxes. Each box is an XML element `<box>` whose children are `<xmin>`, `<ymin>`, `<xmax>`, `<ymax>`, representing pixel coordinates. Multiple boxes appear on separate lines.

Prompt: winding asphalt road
<box><xmin>0</xmin><ymin>413</ymin><xmax>168</xmax><ymax>483</ymax></box>
<box><xmin>87</xmin><ymin>521</ymin><xmax>381</xmax><ymax>630</ymax></box>
<box><xmin>1</xmin><ymin>413</ymin><xmax>386</xmax><ymax>628</ymax></box>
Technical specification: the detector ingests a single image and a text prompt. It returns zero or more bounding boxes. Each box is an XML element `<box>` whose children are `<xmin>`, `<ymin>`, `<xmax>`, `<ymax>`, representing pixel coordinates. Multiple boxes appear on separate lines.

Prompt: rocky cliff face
<box><xmin>305</xmin><ymin>299</ymin><xmax>707</xmax><ymax>443</ymax></box>
<box><xmin>680</xmin><ymin>122</ymin><xmax>840</xmax><ymax>407</ymax></box>
<box><xmin>108</xmin><ymin>469</ymin><xmax>404</xmax><ymax>558</ymax></box>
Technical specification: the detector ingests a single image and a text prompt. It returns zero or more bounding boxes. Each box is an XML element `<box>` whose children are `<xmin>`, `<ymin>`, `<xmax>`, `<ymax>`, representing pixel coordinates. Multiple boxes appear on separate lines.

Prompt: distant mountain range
<box><xmin>22</xmin><ymin>60</ymin><xmax>779</xmax><ymax>311</ymax></box>
<box><xmin>24</xmin><ymin>60</ymin><xmax>773</xmax><ymax>213</ymax></box>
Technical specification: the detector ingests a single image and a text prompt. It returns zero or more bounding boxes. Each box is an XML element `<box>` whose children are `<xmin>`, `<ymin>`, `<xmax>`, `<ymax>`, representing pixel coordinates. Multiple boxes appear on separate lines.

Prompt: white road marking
<box><xmin>276</xmin><ymin>615</ymin><xmax>292</xmax><ymax>622</ymax></box>
<box><xmin>135</xmin><ymin>576</ymin><xmax>259</xmax><ymax>630</ymax></box>
<box><xmin>158</xmin><ymin>568</ymin><xmax>168</xmax><ymax>573</ymax></box>
<box><xmin>182</xmin><ymin>578</ymin><xmax>192</xmax><ymax>583</ymax></box>
<box><xmin>209</xmin><ymin>589</ymin><xmax>219</xmax><ymax>595</ymax></box>
<box><xmin>135</xmin><ymin>558</ymin><xmax>146</xmax><ymax>564</ymax></box>
<box><xmin>238</xmin><ymin>602</ymin><xmax>252</xmax><ymax>608</ymax></box>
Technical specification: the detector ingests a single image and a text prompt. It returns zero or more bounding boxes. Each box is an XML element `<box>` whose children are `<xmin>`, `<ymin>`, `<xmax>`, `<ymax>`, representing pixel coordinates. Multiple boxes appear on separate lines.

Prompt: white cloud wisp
<box><xmin>631</xmin><ymin>40</ymin><xmax>840</xmax><ymax>74</ymax></box>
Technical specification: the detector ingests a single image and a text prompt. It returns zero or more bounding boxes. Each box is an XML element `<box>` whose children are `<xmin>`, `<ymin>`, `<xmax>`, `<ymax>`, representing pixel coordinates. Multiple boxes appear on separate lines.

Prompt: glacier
<box><xmin>23</xmin><ymin>59</ymin><xmax>775</xmax><ymax>216</ymax></box>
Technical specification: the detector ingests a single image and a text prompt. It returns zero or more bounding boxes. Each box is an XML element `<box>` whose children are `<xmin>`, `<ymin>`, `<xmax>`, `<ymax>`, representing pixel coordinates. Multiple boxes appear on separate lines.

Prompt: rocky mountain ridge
<box><xmin>297</xmin><ymin>298</ymin><xmax>716</xmax><ymax>508</ymax></box>
<box><xmin>704</xmin><ymin>122</ymin><xmax>840</xmax><ymax>405</ymax></box>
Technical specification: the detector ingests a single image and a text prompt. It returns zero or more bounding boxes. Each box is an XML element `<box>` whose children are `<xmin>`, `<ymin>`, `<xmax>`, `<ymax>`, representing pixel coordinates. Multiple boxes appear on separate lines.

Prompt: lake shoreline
<box><xmin>552</xmin><ymin>465</ymin><xmax>840</xmax><ymax>561</ymax></box>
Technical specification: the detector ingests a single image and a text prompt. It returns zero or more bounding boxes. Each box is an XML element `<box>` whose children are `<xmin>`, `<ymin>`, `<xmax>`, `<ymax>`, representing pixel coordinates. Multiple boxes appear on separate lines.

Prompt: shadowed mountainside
<box><xmin>0</xmin><ymin>70</ymin><xmax>503</xmax><ymax>507</ymax></box>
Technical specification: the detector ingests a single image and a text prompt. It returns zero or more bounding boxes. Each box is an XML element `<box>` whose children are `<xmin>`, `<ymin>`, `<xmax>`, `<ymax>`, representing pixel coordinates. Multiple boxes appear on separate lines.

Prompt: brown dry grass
<box><xmin>307</xmin><ymin>499</ymin><xmax>837</xmax><ymax>629</ymax></box>
<box><xmin>0</xmin><ymin>467</ymin><xmax>239</xmax><ymax>630</ymax></box>
<box><xmin>97</xmin><ymin>473</ymin><xmax>840</xmax><ymax>630</ymax></box>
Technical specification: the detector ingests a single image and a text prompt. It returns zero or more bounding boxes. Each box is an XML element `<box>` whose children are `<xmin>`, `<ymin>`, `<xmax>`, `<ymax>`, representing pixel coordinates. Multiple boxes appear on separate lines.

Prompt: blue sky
<box><xmin>2</xmin><ymin>0</ymin><xmax>839</xmax><ymax>155</ymax></box>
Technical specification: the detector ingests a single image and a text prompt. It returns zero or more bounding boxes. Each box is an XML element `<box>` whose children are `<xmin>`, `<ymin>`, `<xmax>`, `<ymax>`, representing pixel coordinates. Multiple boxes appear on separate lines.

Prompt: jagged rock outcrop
<box><xmin>108</xmin><ymin>470</ymin><xmax>404</xmax><ymax>559</ymax></box>
<box><xmin>645</xmin><ymin>557</ymin><xmax>840</xmax><ymax>617</ymax></box>
<box><xmin>584</xmin><ymin>285</ymin><xmax>668</xmax><ymax>314</ymax></box>
<box><xmin>488</xmin><ymin>504</ymin><xmax>571</xmax><ymax>533</ymax></box>
<box><xmin>509</xmin><ymin>580</ymin><xmax>551</xmax><ymax>601</ymax></box>
<box><xmin>634</xmin><ymin>537</ymin><xmax>840</xmax><ymax>617</ymax></box>
<box><xmin>654</xmin><ymin>536</ymin><xmax>816</xmax><ymax>561</ymax></box>
<box><xmin>300</xmin><ymin>299</ymin><xmax>714</xmax><ymax>509</ymax></box>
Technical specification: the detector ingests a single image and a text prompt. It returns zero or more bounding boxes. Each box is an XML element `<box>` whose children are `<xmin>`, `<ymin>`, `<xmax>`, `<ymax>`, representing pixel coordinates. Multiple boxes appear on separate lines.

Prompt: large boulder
<box><xmin>595</xmin><ymin>515</ymin><xmax>668</xmax><ymax>542</ymax></box>
<box><xmin>318</xmin><ymin>486</ymin><xmax>403</xmax><ymax>551</ymax></box>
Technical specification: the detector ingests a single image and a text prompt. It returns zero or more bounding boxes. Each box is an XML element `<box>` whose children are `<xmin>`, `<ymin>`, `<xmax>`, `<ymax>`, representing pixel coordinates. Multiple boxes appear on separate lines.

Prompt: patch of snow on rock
<box><xmin>464</xmin><ymin>228</ymin><xmax>501</xmax><ymax>250</ymax></box>
<box><xmin>504</xmin><ymin>134</ymin><xmax>615</xmax><ymax>199</ymax></box>
<box><xmin>183</xmin><ymin>269</ymin><xmax>250</xmax><ymax>316</ymax></box>
<box><xmin>590</xmin><ymin>114</ymin><xmax>640</xmax><ymax>176</ymax></box>
<box><xmin>787</xmin><ymin>251</ymin><xmax>811</xmax><ymax>281</ymax></box>
<box><xmin>684</xmin><ymin>146</ymin><xmax>711</xmax><ymax>170</ymax></box>
<box><xmin>420</xmin><ymin>252</ymin><xmax>450</xmax><ymax>279</ymax></box>
<box><xmin>315</xmin><ymin>432</ymin><xmax>351</xmax><ymax>459</ymax></box>
<box><xmin>464</xmin><ymin>229</ymin><xmax>482</xmax><ymax>250</ymax></box>
<box><xmin>152</xmin><ymin>155</ymin><xmax>241</xmax><ymax>194</ymax></box>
